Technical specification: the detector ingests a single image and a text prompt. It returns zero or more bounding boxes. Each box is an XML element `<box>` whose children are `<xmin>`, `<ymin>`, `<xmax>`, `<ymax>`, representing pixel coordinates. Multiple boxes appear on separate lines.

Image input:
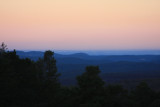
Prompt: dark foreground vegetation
<box><xmin>1</xmin><ymin>43</ymin><xmax>160</xmax><ymax>107</ymax></box>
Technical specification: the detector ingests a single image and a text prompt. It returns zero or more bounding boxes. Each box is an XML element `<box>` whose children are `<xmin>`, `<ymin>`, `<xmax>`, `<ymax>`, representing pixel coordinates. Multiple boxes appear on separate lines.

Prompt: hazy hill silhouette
<box><xmin>16</xmin><ymin>51</ymin><xmax>160</xmax><ymax>86</ymax></box>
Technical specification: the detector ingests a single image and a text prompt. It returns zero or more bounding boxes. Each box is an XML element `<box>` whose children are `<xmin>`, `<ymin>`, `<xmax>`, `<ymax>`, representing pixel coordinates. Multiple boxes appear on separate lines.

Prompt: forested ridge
<box><xmin>1</xmin><ymin>43</ymin><xmax>160</xmax><ymax>107</ymax></box>
<box><xmin>16</xmin><ymin>50</ymin><xmax>160</xmax><ymax>86</ymax></box>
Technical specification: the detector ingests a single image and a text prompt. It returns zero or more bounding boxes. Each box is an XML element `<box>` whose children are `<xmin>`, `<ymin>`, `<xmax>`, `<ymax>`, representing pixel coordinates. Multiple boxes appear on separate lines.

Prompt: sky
<box><xmin>0</xmin><ymin>0</ymin><xmax>160</xmax><ymax>50</ymax></box>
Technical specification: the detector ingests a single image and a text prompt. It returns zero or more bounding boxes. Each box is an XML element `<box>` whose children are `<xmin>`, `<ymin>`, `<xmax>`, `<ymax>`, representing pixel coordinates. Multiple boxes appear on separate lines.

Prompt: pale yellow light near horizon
<box><xmin>0</xmin><ymin>0</ymin><xmax>160</xmax><ymax>50</ymax></box>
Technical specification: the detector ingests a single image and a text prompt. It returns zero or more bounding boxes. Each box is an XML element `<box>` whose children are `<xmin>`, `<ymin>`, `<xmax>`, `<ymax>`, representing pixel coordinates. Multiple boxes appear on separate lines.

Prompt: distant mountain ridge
<box><xmin>16</xmin><ymin>51</ymin><xmax>160</xmax><ymax>86</ymax></box>
<box><xmin>17</xmin><ymin>50</ymin><xmax>160</xmax><ymax>55</ymax></box>
<box><xmin>16</xmin><ymin>51</ymin><xmax>160</xmax><ymax>62</ymax></box>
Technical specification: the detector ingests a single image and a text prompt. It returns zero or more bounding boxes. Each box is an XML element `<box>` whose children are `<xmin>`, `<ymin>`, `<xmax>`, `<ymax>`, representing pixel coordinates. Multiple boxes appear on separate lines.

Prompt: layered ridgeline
<box><xmin>1</xmin><ymin>46</ymin><xmax>160</xmax><ymax>107</ymax></box>
<box><xmin>16</xmin><ymin>51</ymin><xmax>160</xmax><ymax>88</ymax></box>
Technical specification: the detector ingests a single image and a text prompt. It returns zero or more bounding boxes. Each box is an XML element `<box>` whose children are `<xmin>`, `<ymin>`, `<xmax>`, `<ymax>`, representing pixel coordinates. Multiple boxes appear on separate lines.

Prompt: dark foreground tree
<box><xmin>76</xmin><ymin>66</ymin><xmax>105</xmax><ymax>106</ymax></box>
<box><xmin>0</xmin><ymin>50</ymin><xmax>39</xmax><ymax>107</ymax></box>
<box><xmin>36</xmin><ymin>50</ymin><xmax>61</xmax><ymax>106</ymax></box>
<box><xmin>131</xmin><ymin>82</ymin><xmax>156</xmax><ymax>107</ymax></box>
<box><xmin>0</xmin><ymin>47</ymin><xmax>61</xmax><ymax>107</ymax></box>
<box><xmin>0</xmin><ymin>42</ymin><xmax>7</xmax><ymax>54</ymax></box>
<box><xmin>37</xmin><ymin>50</ymin><xmax>60</xmax><ymax>81</ymax></box>
<box><xmin>77</xmin><ymin>66</ymin><xmax>105</xmax><ymax>92</ymax></box>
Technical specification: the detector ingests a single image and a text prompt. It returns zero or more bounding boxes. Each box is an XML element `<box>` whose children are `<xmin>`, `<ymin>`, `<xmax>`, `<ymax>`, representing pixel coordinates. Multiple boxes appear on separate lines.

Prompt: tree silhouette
<box><xmin>0</xmin><ymin>42</ymin><xmax>7</xmax><ymax>53</ymax></box>
<box><xmin>132</xmin><ymin>82</ymin><xmax>156</xmax><ymax>107</ymax></box>
<box><xmin>37</xmin><ymin>50</ymin><xmax>60</xmax><ymax>81</ymax></box>
<box><xmin>77</xmin><ymin>66</ymin><xmax>105</xmax><ymax>92</ymax></box>
<box><xmin>76</xmin><ymin>66</ymin><xmax>105</xmax><ymax>106</ymax></box>
<box><xmin>36</xmin><ymin>50</ymin><xmax>61</xmax><ymax>106</ymax></box>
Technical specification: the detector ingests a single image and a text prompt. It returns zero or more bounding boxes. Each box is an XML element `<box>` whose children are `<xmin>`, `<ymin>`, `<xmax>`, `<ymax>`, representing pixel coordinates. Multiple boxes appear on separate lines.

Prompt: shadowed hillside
<box><xmin>16</xmin><ymin>51</ymin><xmax>160</xmax><ymax>87</ymax></box>
<box><xmin>1</xmin><ymin>45</ymin><xmax>160</xmax><ymax>107</ymax></box>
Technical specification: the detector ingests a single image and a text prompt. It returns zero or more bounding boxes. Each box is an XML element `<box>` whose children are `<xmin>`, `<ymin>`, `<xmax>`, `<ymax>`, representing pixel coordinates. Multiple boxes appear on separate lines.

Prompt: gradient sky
<box><xmin>0</xmin><ymin>0</ymin><xmax>160</xmax><ymax>50</ymax></box>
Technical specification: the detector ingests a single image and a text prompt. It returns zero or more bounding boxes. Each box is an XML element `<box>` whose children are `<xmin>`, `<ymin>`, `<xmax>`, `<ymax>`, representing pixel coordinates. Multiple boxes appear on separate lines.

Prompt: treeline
<box><xmin>0</xmin><ymin>43</ymin><xmax>160</xmax><ymax>107</ymax></box>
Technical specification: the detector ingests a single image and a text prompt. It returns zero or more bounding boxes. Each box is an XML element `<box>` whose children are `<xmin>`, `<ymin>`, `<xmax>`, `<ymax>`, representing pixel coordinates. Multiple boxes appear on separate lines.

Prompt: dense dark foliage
<box><xmin>0</xmin><ymin>43</ymin><xmax>160</xmax><ymax>107</ymax></box>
